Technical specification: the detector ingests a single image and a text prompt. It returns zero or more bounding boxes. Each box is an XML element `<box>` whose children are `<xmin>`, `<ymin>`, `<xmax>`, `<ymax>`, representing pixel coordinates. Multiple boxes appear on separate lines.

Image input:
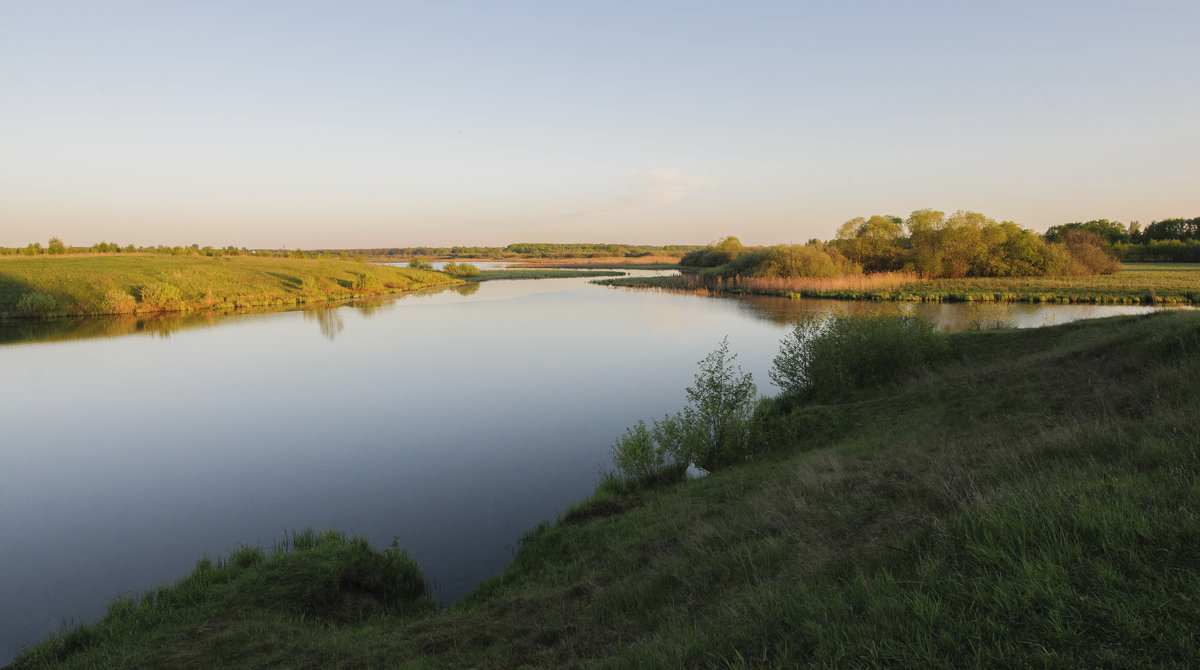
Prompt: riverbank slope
<box><xmin>0</xmin><ymin>255</ymin><xmax>460</xmax><ymax>318</ymax></box>
<box><xmin>12</xmin><ymin>310</ymin><xmax>1200</xmax><ymax>668</ymax></box>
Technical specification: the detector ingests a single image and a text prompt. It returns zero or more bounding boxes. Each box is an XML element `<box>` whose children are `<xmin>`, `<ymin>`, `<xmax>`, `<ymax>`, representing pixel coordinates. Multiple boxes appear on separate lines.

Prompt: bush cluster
<box><xmin>99</xmin><ymin>290</ymin><xmax>137</xmax><ymax>314</ymax></box>
<box><xmin>771</xmin><ymin>312</ymin><xmax>947</xmax><ymax>402</ymax></box>
<box><xmin>612</xmin><ymin>315</ymin><xmax>948</xmax><ymax>486</ymax></box>
<box><xmin>138</xmin><ymin>283</ymin><xmax>184</xmax><ymax>312</ymax></box>
<box><xmin>611</xmin><ymin>337</ymin><xmax>757</xmax><ymax>485</ymax></box>
<box><xmin>353</xmin><ymin>272</ymin><xmax>384</xmax><ymax>292</ymax></box>
<box><xmin>443</xmin><ymin>261</ymin><xmax>481</xmax><ymax>277</ymax></box>
<box><xmin>15</xmin><ymin>291</ymin><xmax>57</xmax><ymax>316</ymax></box>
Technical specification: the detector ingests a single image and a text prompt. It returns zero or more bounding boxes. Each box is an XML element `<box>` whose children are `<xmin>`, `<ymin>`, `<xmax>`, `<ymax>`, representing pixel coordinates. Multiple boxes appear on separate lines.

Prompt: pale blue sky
<box><xmin>2</xmin><ymin>1</ymin><xmax>1197</xmax><ymax>248</ymax></box>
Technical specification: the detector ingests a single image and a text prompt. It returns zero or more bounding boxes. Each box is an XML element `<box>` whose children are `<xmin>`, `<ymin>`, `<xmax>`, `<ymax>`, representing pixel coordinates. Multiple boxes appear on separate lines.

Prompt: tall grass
<box><xmin>598</xmin><ymin>263</ymin><xmax>1200</xmax><ymax>304</ymax></box>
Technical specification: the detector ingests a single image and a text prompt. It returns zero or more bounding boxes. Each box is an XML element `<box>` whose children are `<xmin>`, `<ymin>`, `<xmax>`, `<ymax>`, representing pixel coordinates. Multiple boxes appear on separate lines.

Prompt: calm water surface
<box><xmin>0</xmin><ymin>274</ymin><xmax>1166</xmax><ymax>662</ymax></box>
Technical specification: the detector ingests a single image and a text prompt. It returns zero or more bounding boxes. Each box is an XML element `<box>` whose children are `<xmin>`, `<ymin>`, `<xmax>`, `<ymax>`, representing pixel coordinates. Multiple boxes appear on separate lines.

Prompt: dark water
<box><xmin>0</xmin><ymin>274</ymin><xmax>1165</xmax><ymax>662</ymax></box>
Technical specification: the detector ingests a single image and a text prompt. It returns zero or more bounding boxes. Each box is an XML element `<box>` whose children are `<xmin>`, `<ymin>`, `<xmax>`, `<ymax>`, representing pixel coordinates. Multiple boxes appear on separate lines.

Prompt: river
<box><xmin>0</xmin><ymin>270</ymin><xmax>1166</xmax><ymax>663</ymax></box>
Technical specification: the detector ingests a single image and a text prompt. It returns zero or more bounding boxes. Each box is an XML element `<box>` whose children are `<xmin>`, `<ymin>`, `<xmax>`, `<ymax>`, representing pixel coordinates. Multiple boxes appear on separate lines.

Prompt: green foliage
<box><xmin>679</xmin><ymin>236</ymin><xmax>746</xmax><ymax>267</ymax></box>
<box><xmin>408</xmin><ymin>256</ymin><xmax>433</xmax><ymax>270</ymax></box>
<box><xmin>237</xmin><ymin>529</ymin><xmax>430</xmax><ymax>621</ymax></box>
<box><xmin>47</xmin><ymin>237</ymin><xmax>67</xmax><ymax>255</ymax></box>
<box><xmin>682</xmin><ymin>337</ymin><xmax>758</xmax><ymax>469</ymax></box>
<box><xmin>352</xmin><ymin>271</ymin><xmax>384</xmax><ymax>292</ymax></box>
<box><xmin>1045</xmin><ymin>219</ymin><xmax>1134</xmax><ymax>245</ymax></box>
<box><xmin>138</xmin><ymin>283</ymin><xmax>184</xmax><ymax>312</ymax></box>
<box><xmin>15</xmin><ymin>291</ymin><xmax>57</xmax><ymax>316</ymax></box>
<box><xmin>611</xmin><ymin>337</ymin><xmax>758</xmax><ymax>483</ymax></box>
<box><xmin>1140</xmin><ymin>216</ymin><xmax>1200</xmax><ymax>242</ymax></box>
<box><xmin>1119</xmin><ymin>239</ymin><xmax>1200</xmax><ymax>262</ymax></box>
<box><xmin>609</xmin><ymin>417</ymin><xmax>688</xmax><ymax>486</ymax></box>
<box><xmin>99</xmin><ymin>289</ymin><xmax>137</xmax><ymax>314</ymax></box>
<box><xmin>771</xmin><ymin>312</ymin><xmax>947</xmax><ymax>401</ymax></box>
<box><xmin>443</xmin><ymin>261</ymin><xmax>481</xmax><ymax>277</ymax></box>
<box><xmin>713</xmin><ymin>242</ymin><xmax>861</xmax><ymax>278</ymax></box>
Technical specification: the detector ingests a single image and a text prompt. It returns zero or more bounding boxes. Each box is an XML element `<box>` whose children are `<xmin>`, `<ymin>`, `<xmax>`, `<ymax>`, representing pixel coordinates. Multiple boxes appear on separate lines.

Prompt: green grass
<box><xmin>13</xmin><ymin>311</ymin><xmax>1200</xmax><ymax>668</ymax></box>
<box><xmin>0</xmin><ymin>255</ymin><xmax>460</xmax><ymax>317</ymax></box>
<box><xmin>597</xmin><ymin>263</ymin><xmax>1200</xmax><ymax>304</ymax></box>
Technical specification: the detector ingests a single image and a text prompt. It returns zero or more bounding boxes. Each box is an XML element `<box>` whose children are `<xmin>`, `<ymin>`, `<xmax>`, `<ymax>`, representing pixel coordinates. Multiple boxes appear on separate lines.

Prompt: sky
<box><xmin>2</xmin><ymin>1</ymin><xmax>1198</xmax><ymax>248</ymax></box>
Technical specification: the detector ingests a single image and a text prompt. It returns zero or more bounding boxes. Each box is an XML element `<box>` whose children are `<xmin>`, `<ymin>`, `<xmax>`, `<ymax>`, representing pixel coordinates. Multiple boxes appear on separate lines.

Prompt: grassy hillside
<box><xmin>12</xmin><ymin>311</ymin><xmax>1200</xmax><ymax>668</ymax></box>
<box><xmin>598</xmin><ymin>263</ymin><xmax>1200</xmax><ymax>304</ymax></box>
<box><xmin>0</xmin><ymin>255</ymin><xmax>459</xmax><ymax>317</ymax></box>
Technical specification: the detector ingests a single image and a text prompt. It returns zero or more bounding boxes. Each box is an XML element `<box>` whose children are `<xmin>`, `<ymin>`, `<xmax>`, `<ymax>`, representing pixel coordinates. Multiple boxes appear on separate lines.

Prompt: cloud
<box><xmin>629</xmin><ymin>168</ymin><xmax>716</xmax><ymax>205</ymax></box>
<box><xmin>532</xmin><ymin>167</ymin><xmax>716</xmax><ymax>229</ymax></box>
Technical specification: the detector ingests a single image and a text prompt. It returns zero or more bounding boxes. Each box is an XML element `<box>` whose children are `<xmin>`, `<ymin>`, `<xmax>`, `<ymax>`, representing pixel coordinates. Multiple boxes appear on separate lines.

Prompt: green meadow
<box><xmin>0</xmin><ymin>255</ymin><xmax>459</xmax><ymax>318</ymax></box>
<box><xmin>14</xmin><ymin>310</ymin><xmax>1199</xmax><ymax>668</ymax></box>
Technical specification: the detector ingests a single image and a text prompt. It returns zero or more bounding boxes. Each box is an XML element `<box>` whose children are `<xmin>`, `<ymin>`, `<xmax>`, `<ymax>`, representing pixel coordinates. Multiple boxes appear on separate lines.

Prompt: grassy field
<box><xmin>0</xmin><ymin>255</ymin><xmax>460</xmax><ymax>317</ymax></box>
<box><xmin>598</xmin><ymin>263</ymin><xmax>1200</xmax><ymax>304</ymax></box>
<box><xmin>13</xmin><ymin>310</ymin><xmax>1200</xmax><ymax>668</ymax></box>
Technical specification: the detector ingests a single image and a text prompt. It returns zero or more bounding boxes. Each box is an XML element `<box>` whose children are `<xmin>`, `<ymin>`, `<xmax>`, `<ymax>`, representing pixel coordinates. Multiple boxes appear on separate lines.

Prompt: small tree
<box><xmin>47</xmin><ymin>237</ymin><xmax>67</xmax><ymax>254</ymax></box>
<box><xmin>408</xmin><ymin>256</ymin><xmax>433</xmax><ymax>270</ymax></box>
<box><xmin>681</xmin><ymin>337</ymin><xmax>757</xmax><ymax>470</ymax></box>
<box><xmin>610</xmin><ymin>337</ymin><xmax>758</xmax><ymax>484</ymax></box>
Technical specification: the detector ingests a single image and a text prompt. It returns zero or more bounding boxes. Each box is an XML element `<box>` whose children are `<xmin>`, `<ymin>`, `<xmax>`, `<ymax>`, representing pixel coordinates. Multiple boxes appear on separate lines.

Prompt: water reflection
<box><xmin>0</xmin><ymin>284</ymin><xmax>481</xmax><ymax>347</ymax></box>
<box><xmin>611</xmin><ymin>284</ymin><xmax>1180</xmax><ymax>333</ymax></box>
<box><xmin>303</xmin><ymin>307</ymin><xmax>344</xmax><ymax>341</ymax></box>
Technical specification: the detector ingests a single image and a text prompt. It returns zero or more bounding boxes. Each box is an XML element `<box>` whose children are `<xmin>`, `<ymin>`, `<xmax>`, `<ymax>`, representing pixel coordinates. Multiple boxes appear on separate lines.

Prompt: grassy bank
<box><xmin>598</xmin><ymin>263</ymin><xmax>1200</xmax><ymax>304</ymax></box>
<box><xmin>0</xmin><ymin>255</ymin><xmax>460</xmax><ymax>318</ymax></box>
<box><xmin>13</xmin><ymin>311</ymin><xmax>1200</xmax><ymax>668</ymax></box>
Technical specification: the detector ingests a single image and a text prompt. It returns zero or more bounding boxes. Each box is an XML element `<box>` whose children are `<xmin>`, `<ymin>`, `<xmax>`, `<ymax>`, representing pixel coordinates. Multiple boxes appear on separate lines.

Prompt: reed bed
<box><xmin>597</xmin><ymin>263</ymin><xmax>1200</xmax><ymax>304</ymax></box>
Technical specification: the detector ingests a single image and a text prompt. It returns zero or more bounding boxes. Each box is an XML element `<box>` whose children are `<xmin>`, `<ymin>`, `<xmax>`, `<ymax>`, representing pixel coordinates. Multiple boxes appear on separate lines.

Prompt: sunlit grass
<box><xmin>0</xmin><ymin>255</ymin><xmax>459</xmax><ymax>317</ymax></box>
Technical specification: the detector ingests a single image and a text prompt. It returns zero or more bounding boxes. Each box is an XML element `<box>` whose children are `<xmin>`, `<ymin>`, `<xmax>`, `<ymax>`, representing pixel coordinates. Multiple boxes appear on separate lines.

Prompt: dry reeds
<box><xmin>670</xmin><ymin>271</ymin><xmax>920</xmax><ymax>295</ymax></box>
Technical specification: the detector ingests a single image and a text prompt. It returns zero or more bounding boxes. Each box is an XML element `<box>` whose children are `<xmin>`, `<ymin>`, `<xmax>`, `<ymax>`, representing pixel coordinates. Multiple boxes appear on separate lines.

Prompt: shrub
<box><xmin>138</xmin><ymin>283</ymin><xmax>184</xmax><ymax>312</ymax></box>
<box><xmin>771</xmin><ymin>313</ymin><xmax>946</xmax><ymax>401</ymax></box>
<box><xmin>682</xmin><ymin>337</ymin><xmax>758</xmax><ymax>469</ymax></box>
<box><xmin>353</xmin><ymin>272</ymin><xmax>384</xmax><ymax>292</ymax></box>
<box><xmin>240</xmin><ymin>529</ymin><xmax>430</xmax><ymax>620</ymax></box>
<box><xmin>443</xmin><ymin>261</ymin><xmax>481</xmax><ymax>278</ymax></box>
<box><xmin>408</xmin><ymin>256</ymin><xmax>433</xmax><ymax>270</ymax></box>
<box><xmin>15</xmin><ymin>291</ymin><xmax>57</xmax><ymax>316</ymax></box>
<box><xmin>610</xmin><ymin>338</ymin><xmax>758</xmax><ymax>483</ymax></box>
<box><xmin>99</xmin><ymin>290</ymin><xmax>137</xmax><ymax>314</ymax></box>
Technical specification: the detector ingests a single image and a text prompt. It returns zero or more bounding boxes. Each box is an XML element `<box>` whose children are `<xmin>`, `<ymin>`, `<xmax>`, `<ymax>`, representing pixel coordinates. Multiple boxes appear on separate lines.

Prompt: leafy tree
<box><xmin>47</xmin><ymin>237</ymin><xmax>66</xmax><ymax>254</ymax></box>
<box><xmin>610</xmin><ymin>337</ymin><xmax>758</xmax><ymax>483</ymax></box>
<box><xmin>836</xmin><ymin>215</ymin><xmax>905</xmax><ymax>272</ymax></box>
<box><xmin>680</xmin><ymin>236</ymin><xmax>746</xmax><ymax>267</ymax></box>
<box><xmin>681</xmin><ymin>337</ymin><xmax>757</xmax><ymax>470</ymax></box>
<box><xmin>1046</xmin><ymin>219</ymin><xmax>1132</xmax><ymax>245</ymax></box>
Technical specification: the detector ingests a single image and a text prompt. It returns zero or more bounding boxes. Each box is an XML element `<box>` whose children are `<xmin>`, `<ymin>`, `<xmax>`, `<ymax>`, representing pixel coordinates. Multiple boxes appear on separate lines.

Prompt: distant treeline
<box><xmin>683</xmin><ymin>209</ymin><xmax>1151</xmax><ymax>279</ymax></box>
<box><xmin>308</xmin><ymin>243</ymin><xmax>702</xmax><ymax>260</ymax></box>
<box><xmin>0</xmin><ymin>240</ymin><xmax>698</xmax><ymax>261</ymax></box>
<box><xmin>1045</xmin><ymin>217</ymin><xmax>1200</xmax><ymax>263</ymax></box>
<box><xmin>0</xmin><ymin>239</ymin><xmax>338</xmax><ymax>259</ymax></box>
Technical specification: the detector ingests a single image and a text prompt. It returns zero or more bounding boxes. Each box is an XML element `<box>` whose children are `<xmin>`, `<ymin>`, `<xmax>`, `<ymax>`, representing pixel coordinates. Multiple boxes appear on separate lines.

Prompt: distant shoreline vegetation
<box><xmin>589</xmin><ymin>210</ymin><xmax>1200</xmax><ymax>305</ymax></box>
<box><xmin>0</xmin><ymin>255</ymin><xmax>460</xmax><ymax>319</ymax></box>
<box><xmin>596</xmin><ymin>264</ymin><xmax>1200</xmax><ymax>305</ymax></box>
